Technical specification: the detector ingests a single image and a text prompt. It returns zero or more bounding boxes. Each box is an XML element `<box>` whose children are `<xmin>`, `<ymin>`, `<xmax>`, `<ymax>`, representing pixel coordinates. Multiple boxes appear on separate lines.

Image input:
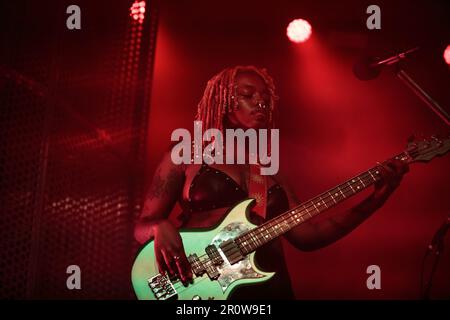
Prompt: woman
<box><xmin>134</xmin><ymin>65</ymin><xmax>408</xmax><ymax>299</ymax></box>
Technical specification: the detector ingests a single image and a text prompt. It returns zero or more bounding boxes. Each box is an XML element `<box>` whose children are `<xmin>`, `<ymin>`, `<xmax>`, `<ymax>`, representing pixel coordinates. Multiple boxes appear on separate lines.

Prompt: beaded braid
<box><xmin>195</xmin><ymin>65</ymin><xmax>278</xmax><ymax>139</ymax></box>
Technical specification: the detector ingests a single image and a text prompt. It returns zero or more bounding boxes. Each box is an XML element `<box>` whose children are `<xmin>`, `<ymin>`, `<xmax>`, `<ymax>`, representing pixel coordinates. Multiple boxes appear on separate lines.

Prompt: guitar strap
<box><xmin>248</xmin><ymin>164</ymin><xmax>267</xmax><ymax>220</ymax></box>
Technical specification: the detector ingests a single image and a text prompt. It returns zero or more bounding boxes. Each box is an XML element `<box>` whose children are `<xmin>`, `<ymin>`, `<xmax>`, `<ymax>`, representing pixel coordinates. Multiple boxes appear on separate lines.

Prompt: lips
<box><xmin>254</xmin><ymin>112</ymin><xmax>267</xmax><ymax>120</ymax></box>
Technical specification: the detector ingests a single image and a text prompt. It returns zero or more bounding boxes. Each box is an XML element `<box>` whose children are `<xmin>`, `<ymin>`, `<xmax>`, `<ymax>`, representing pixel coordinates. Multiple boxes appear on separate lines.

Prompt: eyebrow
<box><xmin>237</xmin><ymin>85</ymin><xmax>269</xmax><ymax>94</ymax></box>
<box><xmin>237</xmin><ymin>85</ymin><xmax>254</xmax><ymax>90</ymax></box>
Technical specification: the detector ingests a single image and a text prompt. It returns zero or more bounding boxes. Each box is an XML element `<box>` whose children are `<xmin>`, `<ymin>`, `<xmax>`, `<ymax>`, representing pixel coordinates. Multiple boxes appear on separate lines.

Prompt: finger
<box><xmin>383</xmin><ymin>163</ymin><xmax>402</xmax><ymax>188</ymax></box>
<box><xmin>174</xmin><ymin>258</ymin><xmax>186</xmax><ymax>282</ymax></box>
<box><xmin>375</xmin><ymin>163</ymin><xmax>396</xmax><ymax>189</ymax></box>
<box><xmin>389</xmin><ymin>159</ymin><xmax>409</xmax><ymax>174</ymax></box>
<box><xmin>394</xmin><ymin>159</ymin><xmax>409</xmax><ymax>174</ymax></box>
<box><xmin>155</xmin><ymin>251</ymin><xmax>169</xmax><ymax>275</ymax></box>
<box><xmin>376</xmin><ymin>163</ymin><xmax>391</xmax><ymax>180</ymax></box>
<box><xmin>386</xmin><ymin>161</ymin><xmax>408</xmax><ymax>181</ymax></box>
<box><xmin>175</xmin><ymin>253</ymin><xmax>192</xmax><ymax>283</ymax></box>
<box><xmin>161</xmin><ymin>250</ymin><xmax>177</xmax><ymax>276</ymax></box>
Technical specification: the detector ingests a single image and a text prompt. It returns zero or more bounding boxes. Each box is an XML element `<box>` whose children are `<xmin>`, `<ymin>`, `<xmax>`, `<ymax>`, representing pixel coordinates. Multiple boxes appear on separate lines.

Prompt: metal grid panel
<box><xmin>0</xmin><ymin>1</ymin><xmax>157</xmax><ymax>299</ymax></box>
<box><xmin>0</xmin><ymin>81</ymin><xmax>47</xmax><ymax>299</ymax></box>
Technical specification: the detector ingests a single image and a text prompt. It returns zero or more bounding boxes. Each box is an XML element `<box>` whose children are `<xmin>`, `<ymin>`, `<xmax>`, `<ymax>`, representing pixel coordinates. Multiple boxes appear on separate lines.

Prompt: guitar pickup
<box><xmin>205</xmin><ymin>244</ymin><xmax>224</xmax><ymax>266</ymax></box>
<box><xmin>187</xmin><ymin>253</ymin><xmax>205</xmax><ymax>276</ymax></box>
<box><xmin>219</xmin><ymin>239</ymin><xmax>244</xmax><ymax>265</ymax></box>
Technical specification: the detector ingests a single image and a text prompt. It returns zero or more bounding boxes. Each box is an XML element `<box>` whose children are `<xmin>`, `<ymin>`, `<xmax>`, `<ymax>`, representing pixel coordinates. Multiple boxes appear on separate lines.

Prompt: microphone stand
<box><xmin>393</xmin><ymin>63</ymin><xmax>450</xmax><ymax>126</ymax></box>
<box><xmin>420</xmin><ymin>216</ymin><xmax>450</xmax><ymax>300</ymax></box>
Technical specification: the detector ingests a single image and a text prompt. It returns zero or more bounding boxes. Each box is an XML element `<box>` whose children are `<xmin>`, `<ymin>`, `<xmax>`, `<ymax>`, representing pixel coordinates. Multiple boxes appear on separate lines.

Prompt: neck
<box><xmin>233</xmin><ymin>152</ymin><xmax>408</xmax><ymax>255</ymax></box>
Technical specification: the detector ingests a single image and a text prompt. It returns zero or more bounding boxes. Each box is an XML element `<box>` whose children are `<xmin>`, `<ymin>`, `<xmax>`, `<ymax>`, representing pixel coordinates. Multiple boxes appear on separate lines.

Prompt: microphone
<box><xmin>428</xmin><ymin>216</ymin><xmax>450</xmax><ymax>252</ymax></box>
<box><xmin>353</xmin><ymin>47</ymin><xmax>420</xmax><ymax>80</ymax></box>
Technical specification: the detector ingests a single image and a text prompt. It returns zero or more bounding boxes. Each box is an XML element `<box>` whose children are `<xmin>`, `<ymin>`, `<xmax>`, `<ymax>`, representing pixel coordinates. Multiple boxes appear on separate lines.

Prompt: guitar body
<box><xmin>131</xmin><ymin>199</ymin><xmax>275</xmax><ymax>300</ymax></box>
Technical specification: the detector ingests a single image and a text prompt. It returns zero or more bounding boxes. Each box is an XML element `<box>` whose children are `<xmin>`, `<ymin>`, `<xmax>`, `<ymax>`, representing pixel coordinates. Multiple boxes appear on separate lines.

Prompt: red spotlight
<box><xmin>444</xmin><ymin>45</ymin><xmax>450</xmax><ymax>65</ymax></box>
<box><xmin>287</xmin><ymin>19</ymin><xmax>312</xmax><ymax>43</ymax></box>
<box><xmin>130</xmin><ymin>1</ymin><xmax>146</xmax><ymax>24</ymax></box>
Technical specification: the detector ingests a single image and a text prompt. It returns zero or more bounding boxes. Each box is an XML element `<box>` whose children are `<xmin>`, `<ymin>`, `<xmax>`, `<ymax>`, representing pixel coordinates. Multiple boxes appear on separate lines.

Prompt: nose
<box><xmin>256</xmin><ymin>102</ymin><xmax>267</xmax><ymax>110</ymax></box>
<box><xmin>253</xmin><ymin>93</ymin><xmax>268</xmax><ymax>110</ymax></box>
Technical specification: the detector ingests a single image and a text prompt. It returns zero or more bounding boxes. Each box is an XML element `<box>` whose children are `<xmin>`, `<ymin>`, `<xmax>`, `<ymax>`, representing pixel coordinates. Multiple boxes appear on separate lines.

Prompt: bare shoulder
<box><xmin>157</xmin><ymin>150</ymin><xmax>187</xmax><ymax>175</ymax></box>
<box><xmin>147</xmin><ymin>150</ymin><xmax>187</xmax><ymax>200</ymax></box>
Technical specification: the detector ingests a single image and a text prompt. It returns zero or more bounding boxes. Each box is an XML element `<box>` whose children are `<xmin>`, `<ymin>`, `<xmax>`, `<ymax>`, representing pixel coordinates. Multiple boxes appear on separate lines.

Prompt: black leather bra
<box><xmin>178</xmin><ymin>163</ymin><xmax>295</xmax><ymax>299</ymax></box>
<box><xmin>179</xmin><ymin>164</ymin><xmax>289</xmax><ymax>222</ymax></box>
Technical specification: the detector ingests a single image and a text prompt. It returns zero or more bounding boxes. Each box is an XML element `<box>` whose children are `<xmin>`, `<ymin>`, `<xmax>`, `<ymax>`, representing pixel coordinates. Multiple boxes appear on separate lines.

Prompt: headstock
<box><xmin>406</xmin><ymin>134</ymin><xmax>450</xmax><ymax>164</ymax></box>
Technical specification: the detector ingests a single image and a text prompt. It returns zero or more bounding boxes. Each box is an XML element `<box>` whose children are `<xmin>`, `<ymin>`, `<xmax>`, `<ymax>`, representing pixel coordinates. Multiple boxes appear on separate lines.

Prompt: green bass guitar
<box><xmin>131</xmin><ymin>136</ymin><xmax>449</xmax><ymax>300</ymax></box>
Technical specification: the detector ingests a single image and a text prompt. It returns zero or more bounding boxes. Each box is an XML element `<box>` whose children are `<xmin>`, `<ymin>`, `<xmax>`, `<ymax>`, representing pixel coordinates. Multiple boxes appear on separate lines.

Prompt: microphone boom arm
<box><xmin>395</xmin><ymin>65</ymin><xmax>450</xmax><ymax>126</ymax></box>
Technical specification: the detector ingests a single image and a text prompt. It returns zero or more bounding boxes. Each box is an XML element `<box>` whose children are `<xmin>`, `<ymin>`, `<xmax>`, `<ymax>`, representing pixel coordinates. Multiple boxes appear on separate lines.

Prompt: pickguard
<box><xmin>211</xmin><ymin>221</ymin><xmax>265</xmax><ymax>292</ymax></box>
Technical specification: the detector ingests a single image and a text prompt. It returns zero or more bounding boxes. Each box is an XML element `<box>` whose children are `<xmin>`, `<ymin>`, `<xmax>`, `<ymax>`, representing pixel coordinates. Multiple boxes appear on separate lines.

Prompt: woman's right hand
<box><xmin>152</xmin><ymin>220</ymin><xmax>193</xmax><ymax>283</ymax></box>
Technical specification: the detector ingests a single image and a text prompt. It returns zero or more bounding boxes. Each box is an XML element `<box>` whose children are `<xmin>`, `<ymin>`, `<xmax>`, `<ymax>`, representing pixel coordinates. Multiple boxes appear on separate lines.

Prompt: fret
<box><xmin>358</xmin><ymin>176</ymin><xmax>366</xmax><ymax>187</ymax></box>
<box><xmin>256</xmin><ymin>231</ymin><xmax>265</xmax><ymax>245</ymax></box>
<box><xmin>368</xmin><ymin>170</ymin><xmax>376</xmax><ymax>181</ymax></box>
<box><xmin>236</xmin><ymin>156</ymin><xmax>407</xmax><ymax>256</ymax></box>
<box><xmin>328</xmin><ymin>191</ymin><xmax>337</xmax><ymax>204</ymax></box>
<box><xmin>291</xmin><ymin>212</ymin><xmax>298</xmax><ymax>223</ymax></box>
<box><xmin>250</xmin><ymin>232</ymin><xmax>259</xmax><ymax>247</ymax></box>
<box><xmin>273</xmin><ymin>223</ymin><xmax>280</xmax><ymax>234</ymax></box>
<box><xmin>338</xmin><ymin>187</ymin><xmax>346</xmax><ymax>199</ymax></box>
<box><xmin>312</xmin><ymin>202</ymin><xmax>319</xmax><ymax>213</ymax></box>
<box><xmin>241</xmin><ymin>238</ymin><xmax>252</xmax><ymax>253</ymax></box>
<box><xmin>305</xmin><ymin>207</ymin><xmax>313</xmax><ymax>218</ymax></box>
<box><xmin>245</xmin><ymin>238</ymin><xmax>254</xmax><ymax>252</ymax></box>
<box><xmin>344</xmin><ymin>186</ymin><xmax>353</xmax><ymax>197</ymax></box>
<box><xmin>348</xmin><ymin>181</ymin><xmax>355</xmax><ymax>193</ymax></box>
<box><xmin>272</xmin><ymin>225</ymin><xmax>280</xmax><ymax>237</ymax></box>
<box><xmin>314</xmin><ymin>199</ymin><xmax>324</xmax><ymax>211</ymax></box>
<box><xmin>277</xmin><ymin>223</ymin><xmax>284</xmax><ymax>232</ymax></box>
<box><xmin>265</xmin><ymin>226</ymin><xmax>273</xmax><ymax>240</ymax></box>
<box><xmin>276</xmin><ymin>221</ymin><xmax>283</xmax><ymax>232</ymax></box>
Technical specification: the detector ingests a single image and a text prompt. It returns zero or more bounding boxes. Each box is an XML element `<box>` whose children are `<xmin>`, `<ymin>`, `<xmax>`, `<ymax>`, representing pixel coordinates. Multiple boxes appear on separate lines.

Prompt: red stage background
<box><xmin>1</xmin><ymin>0</ymin><xmax>448</xmax><ymax>300</ymax></box>
<box><xmin>146</xmin><ymin>0</ymin><xmax>450</xmax><ymax>299</ymax></box>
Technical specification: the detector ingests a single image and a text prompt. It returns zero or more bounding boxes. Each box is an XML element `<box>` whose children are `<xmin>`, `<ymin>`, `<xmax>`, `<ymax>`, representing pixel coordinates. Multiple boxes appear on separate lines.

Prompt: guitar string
<box><xmin>166</xmin><ymin>169</ymin><xmax>378</xmax><ymax>295</ymax></box>
<box><xmin>181</xmin><ymin>167</ymin><xmax>379</xmax><ymax>274</ymax></box>
<box><xmin>236</xmin><ymin>168</ymin><xmax>379</xmax><ymax>252</ymax></box>
<box><xmin>163</xmin><ymin>152</ymin><xmax>417</xmax><ymax>288</ymax></box>
<box><xmin>156</xmin><ymin>146</ymin><xmax>442</xmax><ymax>297</ymax></box>
<box><xmin>236</xmin><ymin>149</ymin><xmax>424</xmax><ymax>251</ymax></box>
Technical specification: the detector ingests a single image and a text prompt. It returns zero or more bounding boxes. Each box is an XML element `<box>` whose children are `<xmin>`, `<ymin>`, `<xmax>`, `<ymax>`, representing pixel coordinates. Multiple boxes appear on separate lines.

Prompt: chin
<box><xmin>254</xmin><ymin>121</ymin><xmax>268</xmax><ymax>129</ymax></box>
<box><xmin>239</xmin><ymin>121</ymin><xmax>267</xmax><ymax>130</ymax></box>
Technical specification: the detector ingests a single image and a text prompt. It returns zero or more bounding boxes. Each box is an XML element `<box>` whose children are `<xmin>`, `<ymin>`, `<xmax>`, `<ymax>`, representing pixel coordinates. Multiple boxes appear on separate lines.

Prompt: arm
<box><xmin>134</xmin><ymin>151</ymin><xmax>192</xmax><ymax>282</ymax></box>
<box><xmin>280</xmin><ymin>159</ymin><xmax>409</xmax><ymax>251</ymax></box>
<box><xmin>134</xmin><ymin>151</ymin><xmax>185</xmax><ymax>244</ymax></box>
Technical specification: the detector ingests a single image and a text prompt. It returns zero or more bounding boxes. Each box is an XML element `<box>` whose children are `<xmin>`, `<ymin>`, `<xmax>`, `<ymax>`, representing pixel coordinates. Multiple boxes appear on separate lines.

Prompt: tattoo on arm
<box><xmin>148</xmin><ymin>167</ymin><xmax>182</xmax><ymax>200</ymax></box>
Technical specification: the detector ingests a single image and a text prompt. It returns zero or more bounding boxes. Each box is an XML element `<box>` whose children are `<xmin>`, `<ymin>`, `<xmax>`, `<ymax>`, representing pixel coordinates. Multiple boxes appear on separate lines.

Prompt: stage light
<box><xmin>287</xmin><ymin>19</ymin><xmax>312</xmax><ymax>43</ymax></box>
<box><xmin>130</xmin><ymin>1</ymin><xmax>146</xmax><ymax>24</ymax></box>
<box><xmin>444</xmin><ymin>45</ymin><xmax>450</xmax><ymax>65</ymax></box>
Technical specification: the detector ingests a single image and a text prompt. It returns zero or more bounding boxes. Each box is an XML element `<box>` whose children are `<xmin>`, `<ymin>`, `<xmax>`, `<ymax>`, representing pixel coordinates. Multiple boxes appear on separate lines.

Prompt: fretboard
<box><xmin>234</xmin><ymin>153</ymin><xmax>407</xmax><ymax>255</ymax></box>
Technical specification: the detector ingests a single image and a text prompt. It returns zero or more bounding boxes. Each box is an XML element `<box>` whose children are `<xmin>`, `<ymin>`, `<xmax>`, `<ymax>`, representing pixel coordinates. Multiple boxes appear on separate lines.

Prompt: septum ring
<box><xmin>257</xmin><ymin>102</ymin><xmax>267</xmax><ymax>109</ymax></box>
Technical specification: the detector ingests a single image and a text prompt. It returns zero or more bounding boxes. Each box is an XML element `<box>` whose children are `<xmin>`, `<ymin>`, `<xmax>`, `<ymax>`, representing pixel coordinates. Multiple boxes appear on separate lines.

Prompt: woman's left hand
<box><xmin>374</xmin><ymin>158</ymin><xmax>409</xmax><ymax>197</ymax></box>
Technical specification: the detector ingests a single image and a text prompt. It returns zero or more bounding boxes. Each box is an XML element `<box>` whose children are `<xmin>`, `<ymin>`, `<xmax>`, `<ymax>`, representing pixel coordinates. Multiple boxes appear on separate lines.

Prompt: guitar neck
<box><xmin>235</xmin><ymin>152</ymin><xmax>408</xmax><ymax>255</ymax></box>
